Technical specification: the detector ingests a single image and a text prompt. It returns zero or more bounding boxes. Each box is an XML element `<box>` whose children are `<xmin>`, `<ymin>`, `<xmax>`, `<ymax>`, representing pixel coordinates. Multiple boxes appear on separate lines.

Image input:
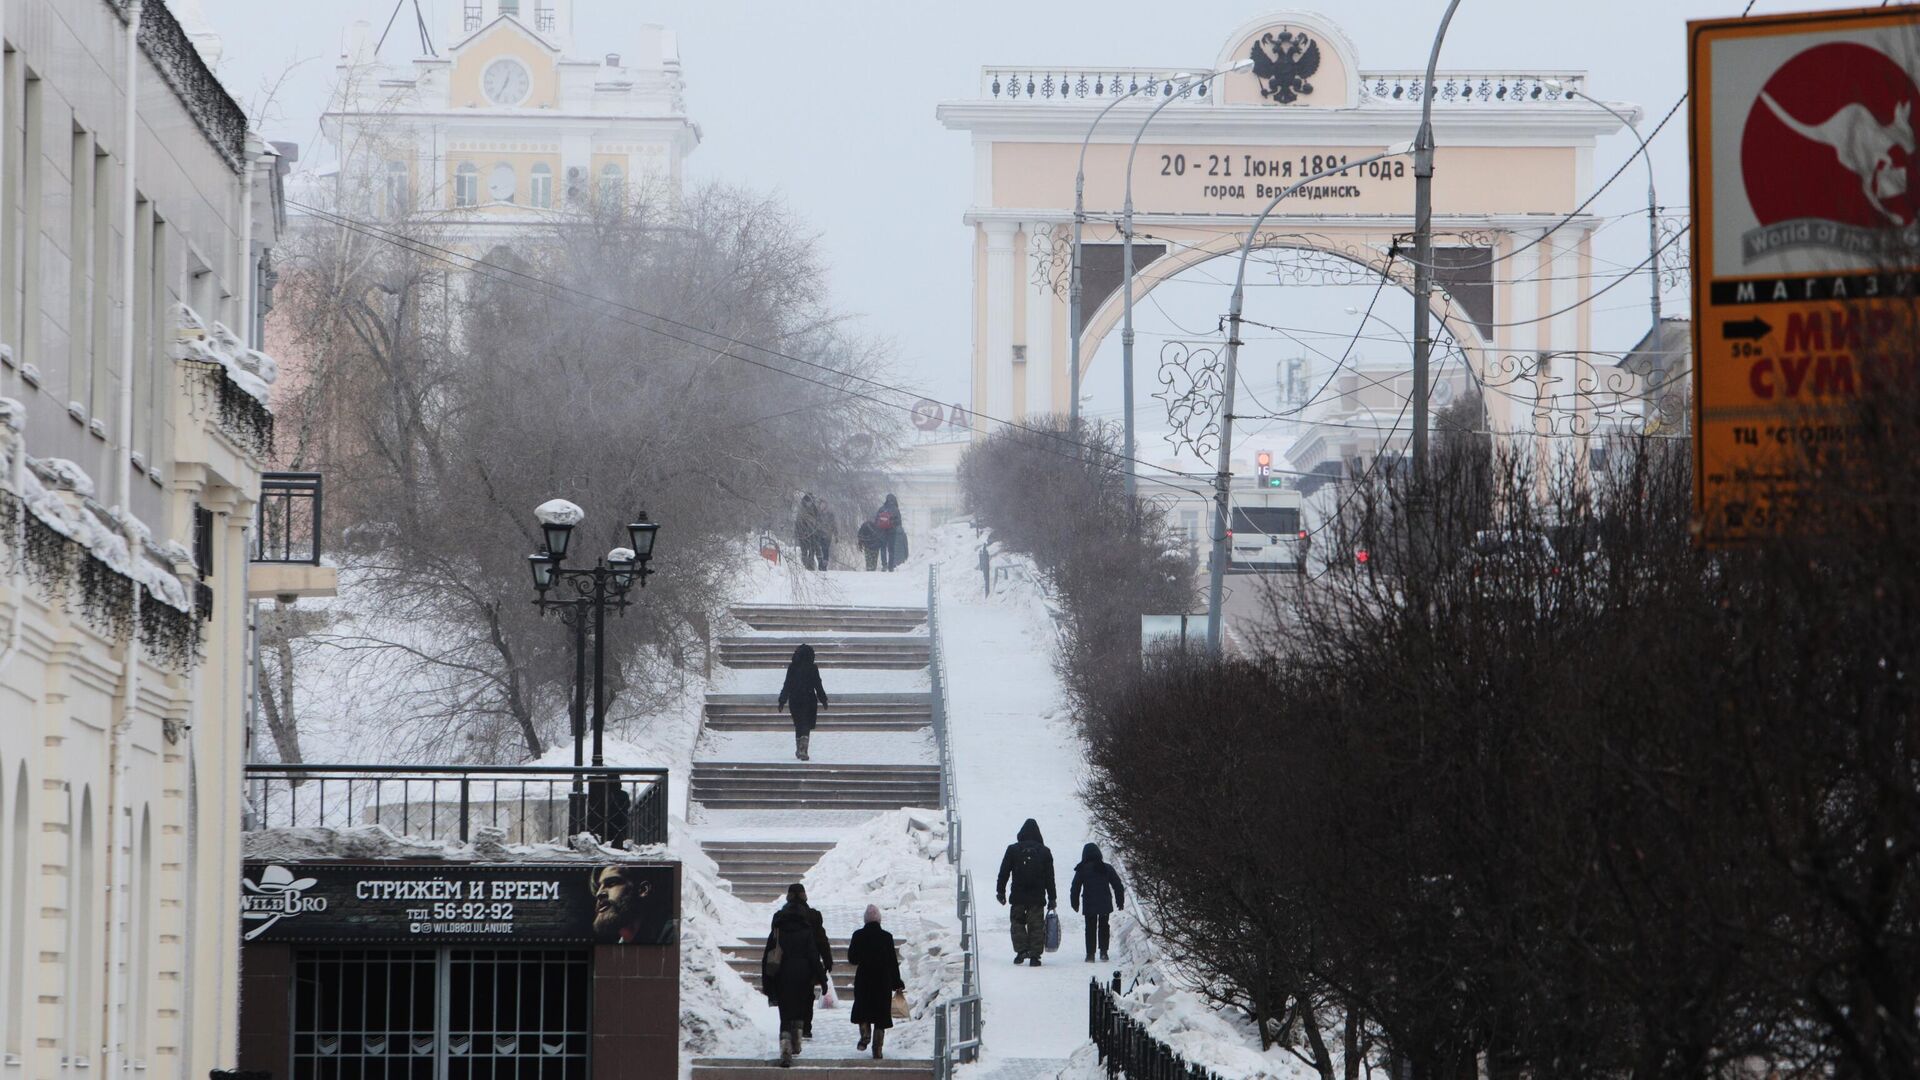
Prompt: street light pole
<box><xmin>529</xmin><ymin>501</ymin><xmax>660</xmax><ymax>838</ymax></box>
<box><xmin>1409</xmin><ymin>0</ymin><xmax>1465</xmax><ymax>486</ymax></box>
<box><xmin>1071</xmin><ymin>81</ymin><xmax>1161</xmax><ymax>433</ymax></box>
<box><xmin>1206</xmin><ymin>148</ymin><xmax>1414</xmax><ymax>655</ymax></box>
<box><xmin>1564</xmin><ymin>89</ymin><xmax>1659</xmax><ymax>353</ymax></box>
<box><xmin>1121</xmin><ymin>61</ymin><xmax>1251</xmax><ymax>499</ymax></box>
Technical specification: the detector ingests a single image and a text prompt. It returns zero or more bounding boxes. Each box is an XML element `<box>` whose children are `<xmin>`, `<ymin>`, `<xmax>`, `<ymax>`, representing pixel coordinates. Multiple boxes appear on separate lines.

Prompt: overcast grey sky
<box><xmin>197</xmin><ymin>0</ymin><xmax>1872</xmax><ymax>421</ymax></box>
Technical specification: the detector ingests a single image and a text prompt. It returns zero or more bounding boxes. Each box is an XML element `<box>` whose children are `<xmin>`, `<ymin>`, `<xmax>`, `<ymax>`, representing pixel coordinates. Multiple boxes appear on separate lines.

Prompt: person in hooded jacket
<box><xmin>873</xmin><ymin>494</ymin><xmax>907</xmax><ymax>571</ymax></box>
<box><xmin>846</xmin><ymin>903</ymin><xmax>905</xmax><ymax>1058</ymax></box>
<box><xmin>857</xmin><ymin>520</ymin><xmax>881</xmax><ymax>571</ymax></box>
<box><xmin>1070</xmin><ymin>843</ymin><xmax>1127</xmax><ymax>962</ymax></box>
<box><xmin>994</xmin><ymin>818</ymin><xmax>1057</xmax><ymax>965</ymax></box>
<box><xmin>761</xmin><ymin>884</ymin><xmax>829</xmax><ymax>1067</ymax></box>
<box><xmin>794</xmin><ymin>495</ymin><xmax>825</xmax><ymax>570</ymax></box>
<box><xmin>777</xmin><ymin>644</ymin><xmax>830</xmax><ymax>761</ymax></box>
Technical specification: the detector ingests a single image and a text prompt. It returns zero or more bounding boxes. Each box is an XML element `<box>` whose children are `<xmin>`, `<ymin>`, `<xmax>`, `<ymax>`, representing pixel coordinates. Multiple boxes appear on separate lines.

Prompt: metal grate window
<box><xmin>293</xmin><ymin>949</ymin><xmax>589</xmax><ymax>1080</ymax></box>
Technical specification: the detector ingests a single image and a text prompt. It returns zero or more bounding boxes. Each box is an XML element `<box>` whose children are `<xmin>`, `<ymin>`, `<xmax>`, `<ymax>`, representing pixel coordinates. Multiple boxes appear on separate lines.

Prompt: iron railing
<box><xmin>1091</xmin><ymin>974</ymin><xmax>1227</xmax><ymax>1080</ymax></box>
<box><xmin>974</xmin><ymin>65</ymin><xmax>1588</xmax><ymax>110</ymax></box>
<box><xmin>244</xmin><ymin>764</ymin><xmax>670</xmax><ymax>848</ymax></box>
<box><xmin>928</xmin><ymin>566</ymin><xmax>982</xmax><ymax>1079</ymax></box>
<box><xmin>255</xmin><ymin>472</ymin><xmax>323</xmax><ymax>564</ymax></box>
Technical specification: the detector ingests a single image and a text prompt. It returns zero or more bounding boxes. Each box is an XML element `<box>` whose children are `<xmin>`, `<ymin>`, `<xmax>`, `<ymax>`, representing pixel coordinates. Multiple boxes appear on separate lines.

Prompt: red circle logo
<box><xmin>1742</xmin><ymin>42</ymin><xmax>1920</xmax><ymax>230</ymax></box>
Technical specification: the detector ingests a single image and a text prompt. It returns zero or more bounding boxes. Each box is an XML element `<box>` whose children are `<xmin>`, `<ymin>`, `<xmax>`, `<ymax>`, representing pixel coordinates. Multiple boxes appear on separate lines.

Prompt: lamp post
<box><xmin>1409</xmin><ymin>0</ymin><xmax>1465</xmax><ymax>485</ymax></box>
<box><xmin>528</xmin><ymin>498</ymin><xmax>660</xmax><ymax>837</ymax></box>
<box><xmin>1205</xmin><ymin>147</ymin><xmax>1415</xmax><ymax>654</ymax></box>
<box><xmin>1120</xmin><ymin>59</ymin><xmax>1253</xmax><ymax>499</ymax></box>
<box><xmin>1069</xmin><ymin>80</ymin><xmax>1163</xmax><ymax>433</ymax></box>
<box><xmin>1556</xmin><ymin>85</ymin><xmax>1660</xmax><ymax>365</ymax></box>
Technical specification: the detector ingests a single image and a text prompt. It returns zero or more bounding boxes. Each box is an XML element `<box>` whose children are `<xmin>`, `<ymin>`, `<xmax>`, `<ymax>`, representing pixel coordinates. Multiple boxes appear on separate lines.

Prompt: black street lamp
<box><xmin>528</xmin><ymin>500</ymin><xmax>660</xmax><ymax>840</ymax></box>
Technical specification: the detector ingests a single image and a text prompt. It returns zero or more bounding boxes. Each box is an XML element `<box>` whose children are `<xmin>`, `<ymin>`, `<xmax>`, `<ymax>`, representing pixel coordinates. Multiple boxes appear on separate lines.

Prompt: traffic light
<box><xmin>1254</xmin><ymin>449</ymin><xmax>1282</xmax><ymax>488</ymax></box>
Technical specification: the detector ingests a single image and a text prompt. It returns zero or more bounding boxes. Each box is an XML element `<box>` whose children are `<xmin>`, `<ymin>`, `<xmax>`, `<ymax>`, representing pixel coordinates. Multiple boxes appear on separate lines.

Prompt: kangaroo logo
<box><xmin>1739</xmin><ymin>41</ymin><xmax>1920</xmax><ymax>264</ymax></box>
<box><xmin>1759</xmin><ymin>93</ymin><xmax>1914</xmax><ymax>224</ymax></box>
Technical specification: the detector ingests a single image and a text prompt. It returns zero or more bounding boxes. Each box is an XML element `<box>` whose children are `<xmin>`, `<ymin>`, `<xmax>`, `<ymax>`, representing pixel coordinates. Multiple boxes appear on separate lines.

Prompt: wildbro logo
<box><xmin>240</xmin><ymin>865</ymin><xmax>327</xmax><ymax>941</ymax></box>
<box><xmin>1741</xmin><ymin>41</ymin><xmax>1920</xmax><ymax>263</ymax></box>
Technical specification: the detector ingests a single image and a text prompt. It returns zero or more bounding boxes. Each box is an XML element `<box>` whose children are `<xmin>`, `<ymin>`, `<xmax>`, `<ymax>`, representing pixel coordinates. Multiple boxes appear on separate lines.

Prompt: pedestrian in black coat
<box><xmin>995</xmin><ymin>818</ymin><xmax>1056</xmax><ymax>965</ymax></box>
<box><xmin>761</xmin><ymin>886</ymin><xmax>829</xmax><ymax>1067</ymax></box>
<box><xmin>1070</xmin><ymin>842</ymin><xmax>1126</xmax><ymax>962</ymax></box>
<box><xmin>777</xmin><ymin>645</ymin><xmax>829</xmax><ymax>761</ymax></box>
<box><xmin>847</xmin><ymin>904</ymin><xmax>905</xmax><ymax>1058</ymax></box>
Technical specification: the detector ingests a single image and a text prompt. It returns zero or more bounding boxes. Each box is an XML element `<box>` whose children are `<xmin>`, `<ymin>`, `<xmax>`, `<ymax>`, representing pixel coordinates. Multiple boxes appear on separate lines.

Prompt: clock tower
<box><xmin>322</xmin><ymin>0</ymin><xmax>700</xmax><ymax>239</ymax></box>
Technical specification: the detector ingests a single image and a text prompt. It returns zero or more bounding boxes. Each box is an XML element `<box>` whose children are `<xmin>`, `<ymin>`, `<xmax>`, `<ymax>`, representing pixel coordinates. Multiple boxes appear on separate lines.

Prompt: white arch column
<box><xmin>982</xmin><ymin>220</ymin><xmax>1019</xmax><ymax>426</ymax></box>
<box><xmin>1023</xmin><ymin>222</ymin><xmax>1056</xmax><ymax>418</ymax></box>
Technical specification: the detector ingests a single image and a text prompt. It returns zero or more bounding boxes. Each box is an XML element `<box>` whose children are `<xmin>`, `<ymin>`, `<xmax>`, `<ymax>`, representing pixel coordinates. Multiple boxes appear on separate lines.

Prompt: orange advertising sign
<box><xmin>1688</xmin><ymin>5</ymin><xmax>1920</xmax><ymax>541</ymax></box>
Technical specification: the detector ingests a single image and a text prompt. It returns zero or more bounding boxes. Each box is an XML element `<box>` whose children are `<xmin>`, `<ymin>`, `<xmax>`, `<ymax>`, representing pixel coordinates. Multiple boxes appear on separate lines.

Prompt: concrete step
<box><xmin>693</xmin><ymin>1058</ymin><xmax>934</xmax><ymax>1080</ymax></box>
<box><xmin>730</xmin><ymin>606</ymin><xmax>929</xmax><ymax>634</ymax></box>
<box><xmin>705</xmin><ymin>716</ymin><xmax>932</xmax><ymax>732</ymax></box>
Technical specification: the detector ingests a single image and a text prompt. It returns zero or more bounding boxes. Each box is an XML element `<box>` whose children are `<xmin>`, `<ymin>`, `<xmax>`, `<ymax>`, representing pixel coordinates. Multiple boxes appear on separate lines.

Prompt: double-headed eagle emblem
<box><xmin>1249</xmin><ymin>29</ymin><xmax>1321</xmax><ymax>105</ymax></box>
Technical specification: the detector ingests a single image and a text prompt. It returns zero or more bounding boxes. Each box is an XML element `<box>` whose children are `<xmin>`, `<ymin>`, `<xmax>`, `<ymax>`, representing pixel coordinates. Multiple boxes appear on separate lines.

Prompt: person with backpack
<box><xmin>817</xmin><ymin>507</ymin><xmax>838</xmax><ymax>570</ymax></box>
<box><xmin>873</xmin><ymin>494</ymin><xmax>907</xmax><ymax>572</ymax></box>
<box><xmin>1069</xmin><ymin>843</ymin><xmax>1126</xmax><ymax>963</ymax></box>
<box><xmin>794</xmin><ymin>495</ymin><xmax>825</xmax><ymax>571</ymax></box>
<box><xmin>995</xmin><ymin>818</ymin><xmax>1056</xmax><ymax>966</ymax></box>
<box><xmin>777</xmin><ymin>645</ymin><xmax>830</xmax><ymax>761</ymax></box>
<box><xmin>761</xmin><ymin>884</ymin><xmax>829</xmax><ymax>1067</ymax></box>
<box><xmin>857</xmin><ymin>520</ymin><xmax>881</xmax><ymax>571</ymax></box>
<box><xmin>846</xmin><ymin>904</ymin><xmax>905</xmax><ymax>1059</ymax></box>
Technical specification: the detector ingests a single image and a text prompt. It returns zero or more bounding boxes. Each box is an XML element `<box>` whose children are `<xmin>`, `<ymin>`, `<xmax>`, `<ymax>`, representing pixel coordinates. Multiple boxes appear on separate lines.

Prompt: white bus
<box><xmin>1226</xmin><ymin>489</ymin><xmax>1305</xmax><ymax>573</ymax></box>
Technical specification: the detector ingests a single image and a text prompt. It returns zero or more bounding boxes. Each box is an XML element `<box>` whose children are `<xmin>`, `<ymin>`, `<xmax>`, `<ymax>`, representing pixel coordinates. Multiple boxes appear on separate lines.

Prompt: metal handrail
<box><xmin>928</xmin><ymin>566</ymin><xmax>982</xmax><ymax>1075</ymax></box>
<box><xmin>243</xmin><ymin>763</ymin><xmax>671</xmax><ymax>847</ymax></box>
<box><xmin>1091</xmin><ymin>975</ymin><xmax>1226</xmax><ymax>1080</ymax></box>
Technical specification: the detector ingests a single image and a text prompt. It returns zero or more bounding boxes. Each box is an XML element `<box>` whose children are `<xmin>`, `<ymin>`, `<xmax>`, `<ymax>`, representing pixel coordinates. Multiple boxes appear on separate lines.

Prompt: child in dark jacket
<box><xmin>1069</xmin><ymin>843</ymin><xmax>1126</xmax><ymax>963</ymax></box>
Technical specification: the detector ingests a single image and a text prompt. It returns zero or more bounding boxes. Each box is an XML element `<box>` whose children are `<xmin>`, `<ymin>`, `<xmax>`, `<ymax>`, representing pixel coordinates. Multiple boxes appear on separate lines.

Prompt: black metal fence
<box><xmin>244</xmin><ymin>764</ymin><xmax>670</xmax><ymax>848</ymax></box>
<box><xmin>1090</xmin><ymin>975</ymin><xmax>1229</xmax><ymax>1080</ymax></box>
<box><xmin>255</xmin><ymin>472</ymin><xmax>323</xmax><ymax>564</ymax></box>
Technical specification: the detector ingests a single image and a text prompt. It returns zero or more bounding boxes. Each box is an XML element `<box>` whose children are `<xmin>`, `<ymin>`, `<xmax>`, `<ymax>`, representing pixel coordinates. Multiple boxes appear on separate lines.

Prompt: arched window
<box><xmin>71</xmin><ymin>788</ymin><xmax>95</xmax><ymax>1062</ymax></box>
<box><xmin>6</xmin><ymin>764</ymin><xmax>26</xmax><ymax>1057</ymax></box>
<box><xmin>132</xmin><ymin>809</ymin><xmax>152</xmax><ymax>1062</ymax></box>
<box><xmin>530</xmin><ymin>162</ymin><xmax>553</xmax><ymax>209</ymax></box>
<box><xmin>454</xmin><ymin>162</ymin><xmax>479</xmax><ymax>208</ymax></box>
<box><xmin>598</xmin><ymin>162</ymin><xmax>624</xmax><ymax>211</ymax></box>
<box><xmin>384</xmin><ymin>160</ymin><xmax>409</xmax><ymax>218</ymax></box>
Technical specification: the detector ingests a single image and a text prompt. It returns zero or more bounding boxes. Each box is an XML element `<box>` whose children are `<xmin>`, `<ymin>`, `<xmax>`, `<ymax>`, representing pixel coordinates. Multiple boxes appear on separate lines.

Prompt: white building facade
<box><xmin>323</xmin><ymin>0</ymin><xmax>699</xmax><ymax>235</ymax></box>
<box><xmin>0</xmin><ymin>2</ymin><xmax>293</xmax><ymax>1077</ymax></box>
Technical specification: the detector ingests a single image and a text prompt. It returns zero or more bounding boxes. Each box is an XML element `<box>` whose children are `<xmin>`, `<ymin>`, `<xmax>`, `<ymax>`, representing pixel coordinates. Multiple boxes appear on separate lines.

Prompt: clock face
<box><xmin>482</xmin><ymin>59</ymin><xmax>532</xmax><ymax>106</ymax></box>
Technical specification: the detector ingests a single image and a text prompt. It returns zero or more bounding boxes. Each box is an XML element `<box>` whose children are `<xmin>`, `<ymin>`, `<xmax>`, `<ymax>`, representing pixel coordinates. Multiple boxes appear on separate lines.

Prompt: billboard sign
<box><xmin>240</xmin><ymin>862</ymin><xmax>678</xmax><ymax>945</ymax></box>
<box><xmin>1688</xmin><ymin>5</ymin><xmax>1920</xmax><ymax>541</ymax></box>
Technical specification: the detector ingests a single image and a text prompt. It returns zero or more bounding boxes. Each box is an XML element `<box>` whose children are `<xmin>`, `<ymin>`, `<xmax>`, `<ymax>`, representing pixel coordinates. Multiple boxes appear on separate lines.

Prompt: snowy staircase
<box><xmin>717</xmin><ymin>635</ymin><xmax>931</xmax><ymax>670</ymax></box>
<box><xmin>731</xmin><ymin>605</ymin><xmax>928</xmax><ymax>634</ymax></box>
<box><xmin>716</xmin><ymin>937</ymin><xmax>856</xmax><ymax>995</ymax></box>
<box><xmin>703</xmin><ymin>694</ymin><xmax>933</xmax><ymax>733</ymax></box>
<box><xmin>691</xmin><ymin>1059</ymin><xmax>934</xmax><ymax>1080</ymax></box>
<box><xmin>703</xmin><ymin>840</ymin><xmax>835</xmax><ymax>902</ymax></box>
<box><xmin>689</xmin><ymin>763</ymin><xmax>941</xmax><ymax>811</ymax></box>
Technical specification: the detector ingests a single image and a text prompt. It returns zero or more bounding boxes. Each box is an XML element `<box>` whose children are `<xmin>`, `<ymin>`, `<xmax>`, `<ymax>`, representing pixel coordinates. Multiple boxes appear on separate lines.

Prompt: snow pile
<box><xmin>16</xmin><ymin>454</ymin><xmax>192</xmax><ymax>611</ymax></box>
<box><xmin>173</xmin><ymin>303</ymin><xmax>277</xmax><ymax>405</ymax></box>
<box><xmin>242</xmin><ymin>822</ymin><xmax>669</xmax><ymax>864</ymax></box>
<box><xmin>798</xmin><ymin>808</ymin><xmax>963</xmax><ymax>1055</ymax></box>
<box><xmin>671</xmin><ymin>827</ymin><xmax>767</xmax><ymax>1059</ymax></box>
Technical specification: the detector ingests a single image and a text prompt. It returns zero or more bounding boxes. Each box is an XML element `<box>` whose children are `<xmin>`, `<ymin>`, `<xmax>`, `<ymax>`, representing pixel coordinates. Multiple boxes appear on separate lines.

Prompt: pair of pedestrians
<box><xmin>995</xmin><ymin>819</ymin><xmax>1127</xmax><ymax>965</ymax></box>
<box><xmin>759</xmin><ymin>884</ymin><xmax>906</xmax><ymax>1067</ymax></box>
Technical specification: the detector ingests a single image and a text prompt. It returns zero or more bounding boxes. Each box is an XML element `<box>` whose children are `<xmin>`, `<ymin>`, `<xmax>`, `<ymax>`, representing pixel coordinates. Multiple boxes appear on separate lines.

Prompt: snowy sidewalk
<box><xmin>933</xmin><ymin>529</ymin><xmax>1101</xmax><ymax>1076</ymax></box>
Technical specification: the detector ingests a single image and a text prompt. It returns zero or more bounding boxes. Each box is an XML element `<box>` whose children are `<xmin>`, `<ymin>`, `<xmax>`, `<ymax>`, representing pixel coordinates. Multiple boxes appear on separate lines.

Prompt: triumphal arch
<box><xmin>937</xmin><ymin>11</ymin><xmax>1638</xmax><ymax>437</ymax></box>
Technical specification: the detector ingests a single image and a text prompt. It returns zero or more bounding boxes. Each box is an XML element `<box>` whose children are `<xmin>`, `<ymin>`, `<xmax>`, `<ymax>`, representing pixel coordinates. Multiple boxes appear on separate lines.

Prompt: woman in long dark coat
<box><xmin>1069</xmin><ymin>842</ymin><xmax>1126</xmax><ymax>963</ymax></box>
<box><xmin>777</xmin><ymin>644</ymin><xmax>829</xmax><ymax>761</ymax></box>
<box><xmin>762</xmin><ymin>885</ymin><xmax>829</xmax><ymax>1067</ymax></box>
<box><xmin>846</xmin><ymin>904</ymin><xmax>905</xmax><ymax>1058</ymax></box>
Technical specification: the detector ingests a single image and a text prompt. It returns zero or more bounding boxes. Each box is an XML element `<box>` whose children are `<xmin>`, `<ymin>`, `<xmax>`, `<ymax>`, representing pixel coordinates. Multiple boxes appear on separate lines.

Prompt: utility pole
<box><xmin>1409</xmin><ymin>0</ymin><xmax>1464</xmax><ymax>486</ymax></box>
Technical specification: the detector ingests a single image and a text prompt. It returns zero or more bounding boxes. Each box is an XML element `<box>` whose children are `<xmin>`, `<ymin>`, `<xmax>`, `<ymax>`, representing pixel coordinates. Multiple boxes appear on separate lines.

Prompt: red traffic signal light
<box><xmin>1354</xmin><ymin>548</ymin><xmax>1370</xmax><ymax>565</ymax></box>
<box><xmin>1255</xmin><ymin>450</ymin><xmax>1272</xmax><ymax>467</ymax></box>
